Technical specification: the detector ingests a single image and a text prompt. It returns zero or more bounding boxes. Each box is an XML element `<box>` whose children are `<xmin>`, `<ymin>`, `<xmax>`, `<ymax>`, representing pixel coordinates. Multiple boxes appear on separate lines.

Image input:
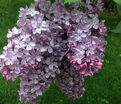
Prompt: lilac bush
<box><xmin>0</xmin><ymin>0</ymin><xmax>107</xmax><ymax>103</ymax></box>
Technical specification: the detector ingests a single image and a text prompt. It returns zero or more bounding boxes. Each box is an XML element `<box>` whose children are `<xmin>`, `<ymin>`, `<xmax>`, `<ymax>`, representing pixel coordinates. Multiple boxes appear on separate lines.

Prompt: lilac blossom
<box><xmin>0</xmin><ymin>0</ymin><xmax>107</xmax><ymax>103</ymax></box>
<box><xmin>67</xmin><ymin>14</ymin><xmax>107</xmax><ymax>77</ymax></box>
<box><xmin>57</xmin><ymin>57</ymin><xmax>85</xmax><ymax>98</ymax></box>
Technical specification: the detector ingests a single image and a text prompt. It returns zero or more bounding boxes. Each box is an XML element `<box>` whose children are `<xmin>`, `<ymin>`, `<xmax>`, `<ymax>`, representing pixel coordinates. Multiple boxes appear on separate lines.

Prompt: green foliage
<box><xmin>114</xmin><ymin>0</ymin><xmax>121</xmax><ymax>16</ymax></box>
<box><xmin>111</xmin><ymin>0</ymin><xmax>121</xmax><ymax>34</ymax></box>
<box><xmin>64</xmin><ymin>0</ymin><xmax>80</xmax><ymax>3</ymax></box>
<box><xmin>104</xmin><ymin>0</ymin><xmax>116</xmax><ymax>9</ymax></box>
<box><xmin>111</xmin><ymin>21</ymin><xmax>121</xmax><ymax>33</ymax></box>
<box><xmin>113</xmin><ymin>0</ymin><xmax>121</xmax><ymax>6</ymax></box>
<box><xmin>117</xmin><ymin>4</ymin><xmax>121</xmax><ymax>17</ymax></box>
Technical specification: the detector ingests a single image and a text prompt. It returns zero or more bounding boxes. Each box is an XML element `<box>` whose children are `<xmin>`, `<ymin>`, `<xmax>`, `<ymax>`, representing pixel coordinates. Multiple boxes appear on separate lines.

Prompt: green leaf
<box><xmin>111</xmin><ymin>21</ymin><xmax>121</xmax><ymax>33</ymax></box>
<box><xmin>64</xmin><ymin>0</ymin><xmax>80</xmax><ymax>4</ymax></box>
<box><xmin>113</xmin><ymin>0</ymin><xmax>121</xmax><ymax>17</ymax></box>
<box><xmin>113</xmin><ymin>0</ymin><xmax>121</xmax><ymax>5</ymax></box>
<box><xmin>117</xmin><ymin>4</ymin><xmax>121</xmax><ymax>17</ymax></box>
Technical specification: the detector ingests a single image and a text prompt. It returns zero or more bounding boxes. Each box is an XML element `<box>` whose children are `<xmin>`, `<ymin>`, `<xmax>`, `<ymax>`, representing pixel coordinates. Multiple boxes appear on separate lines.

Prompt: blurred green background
<box><xmin>0</xmin><ymin>0</ymin><xmax>121</xmax><ymax>104</ymax></box>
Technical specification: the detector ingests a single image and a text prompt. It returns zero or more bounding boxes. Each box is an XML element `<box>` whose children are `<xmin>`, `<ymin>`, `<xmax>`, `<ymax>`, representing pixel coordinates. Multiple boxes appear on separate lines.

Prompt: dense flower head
<box><xmin>57</xmin><ymin>57</ymin><xmax>85</xmax><ymax>98</ymax></box>
<box><xmin>19</xmin><ymin>67</ymin><xmax>51</xmax><ymax>103</ymax></box>
<box><xmin>0</xmin><ymin>0</ymin><xmax>107</xmax><ymax>103</ymax></box>
<box><xmin>67</xmin><ymin>14</ymin><xmax>107</xmax><ymax>76</ymax></box>
<box><xmin>81</xmin><ymin>0</ymin><xmax>104</xmax><ymax>17</ymax></box>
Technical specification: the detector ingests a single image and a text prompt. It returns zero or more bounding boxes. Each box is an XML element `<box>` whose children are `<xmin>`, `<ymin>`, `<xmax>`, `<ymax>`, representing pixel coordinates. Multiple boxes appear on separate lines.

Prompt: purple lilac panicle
<box><xmin>58</xmin><ymin>57</ymin><xmax>85</xmax><ymax>98</ymax></box>
<box><xmin>67</xmin><ymin>14</ymin><xmax>107</xmax><ymax>76</ymax></box>
<box><xmin>0</xmin><ymin>0</ymin><xmax>107</xmax><ymax>103</ymax></box>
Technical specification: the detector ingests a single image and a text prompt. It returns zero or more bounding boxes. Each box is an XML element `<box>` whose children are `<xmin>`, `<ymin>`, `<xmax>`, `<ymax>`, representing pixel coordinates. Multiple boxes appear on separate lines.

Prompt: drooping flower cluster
<box><xmin>57</xmin><ymin>57</ymin><xmax>85</xmax><ymax>98</ymax></box>
<box><xmin>0</xmin><ymin>0</ymin><xmax>107</xmax><ymax>103</ymax></box>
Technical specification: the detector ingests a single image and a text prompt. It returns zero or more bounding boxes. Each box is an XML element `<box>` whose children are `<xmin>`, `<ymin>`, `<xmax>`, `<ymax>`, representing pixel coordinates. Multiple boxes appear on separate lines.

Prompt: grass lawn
<box><xmin>0</xmin><ymin>0</ymin><xmax>121</xmax><ymax>104</ymax></box>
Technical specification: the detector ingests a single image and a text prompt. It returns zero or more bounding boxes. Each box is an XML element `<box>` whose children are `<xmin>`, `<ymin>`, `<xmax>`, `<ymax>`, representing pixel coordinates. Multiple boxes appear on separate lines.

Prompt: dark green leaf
<box><xmin>117</xmin><ymin>4</ymin><xmax>121</xmax><ymax>17</ymax></box>
<box><xmin>111</xmin><ymin>21</ymin><xmax>121</xmax><ymax>33</ymax></box>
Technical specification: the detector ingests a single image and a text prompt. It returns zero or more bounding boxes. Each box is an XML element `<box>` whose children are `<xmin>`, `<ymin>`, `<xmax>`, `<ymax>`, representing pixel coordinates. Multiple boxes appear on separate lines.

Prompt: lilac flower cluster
<box><xmin>57</xmin><ymin>57</ymin><xmax>85</xmax><ymax>98</ymax></box>
<box><xmin>81</xmin><ymin>0</ymin><xmax>104</xmax><ymax>17</ymax></box>
<box><xmin>67</xmin><ymin>15</ymin><xmax>107</xmax><ymax>76</ymax></box>
<box><xmin>0</xmin><ymin>0</ymin><xmax>107</xmax><ymax>103</ymax></box>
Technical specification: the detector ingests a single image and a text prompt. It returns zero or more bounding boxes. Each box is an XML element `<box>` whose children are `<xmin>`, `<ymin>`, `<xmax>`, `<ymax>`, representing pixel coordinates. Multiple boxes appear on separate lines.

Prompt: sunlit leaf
<box><xmin>113</xmin><ymin>0</ymin><xmax>121</xmax><ymax>5</ymax></box>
